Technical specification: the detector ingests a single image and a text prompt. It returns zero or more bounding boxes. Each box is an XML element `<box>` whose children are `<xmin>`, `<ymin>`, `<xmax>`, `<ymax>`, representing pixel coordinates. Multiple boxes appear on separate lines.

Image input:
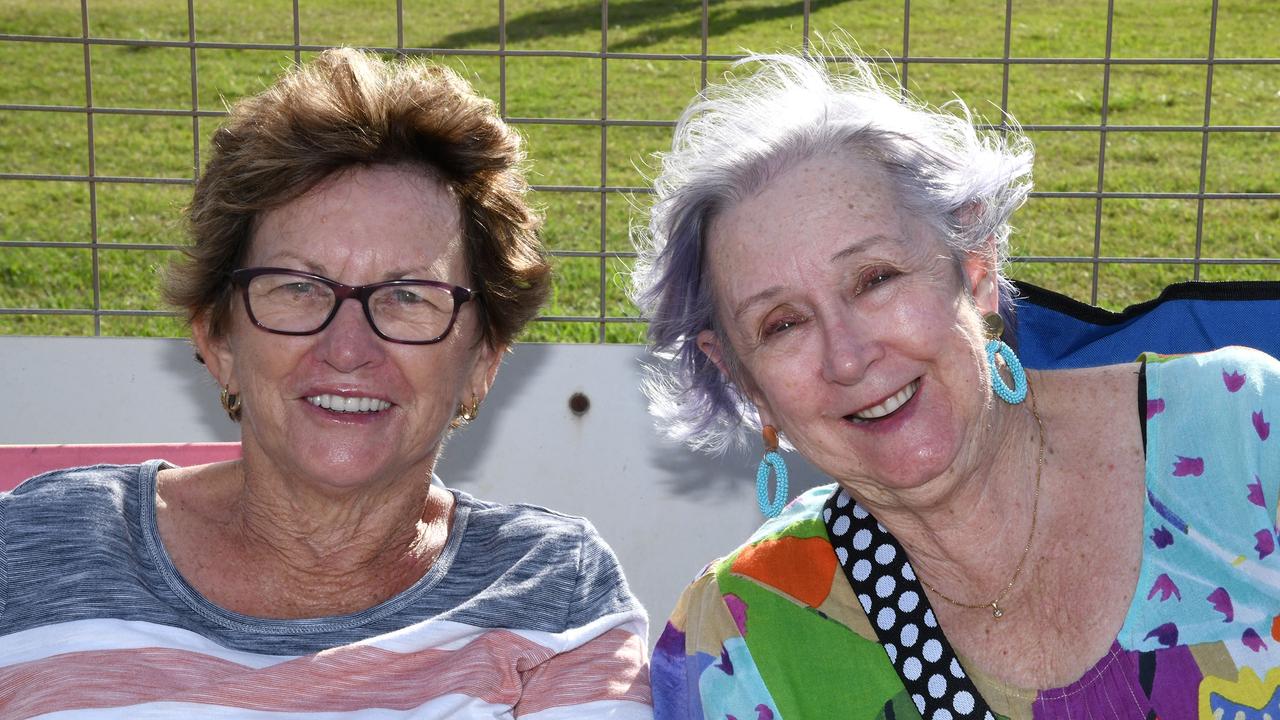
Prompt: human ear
<box><xmin>697</xmin><ymin>328</ymin><xmax>774</xmax><ymax>421</ymax></box>
<box><xmin>696</xmin><ymin>329</ymin><xmax>729</xmax><ymax>377</ymax></box>
<box><xmin>962</xmin><ymin>249</ymin><xmax>1000</xmax><ymax>317</ymax></box>
<box><xmin>192</xmin><ymin>313</ymin><xmax>236</xmax><ymax>391</ymax></box>
<box><xmin>466</xmin><ymin>340</ymin><xmax>506</xmax><ymax>406</ymax></box>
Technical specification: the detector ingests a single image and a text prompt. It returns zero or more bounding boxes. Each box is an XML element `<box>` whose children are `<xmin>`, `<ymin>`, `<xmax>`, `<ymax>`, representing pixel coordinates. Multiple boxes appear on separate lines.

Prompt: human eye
<box><xmin>856</xmin><ymin>266</ymin><xmax>900</xmax><ymax>295</ymax></box>
<box><xmin>262</xmin><ymin>276</ymin><xmax>321</xmax><ymax>299</ymax></box>
<box><xmin>759</xmin><ymin>309</ymin><xmax>806</xmax><ymax>340</ymax></box>
<box><xmin>376</xmin><ymin>284</ymin><xmax>450</xmax><ymax>314</ymax></box>
<box><xmin>389</xmin><ymin>287</ymin><xmax>428</xmax><ymax>305</ymax></box>
<box><xmin>284</xmin><ymin>281</ymin><xmax>319</xmax><ymax>295</ymax></box>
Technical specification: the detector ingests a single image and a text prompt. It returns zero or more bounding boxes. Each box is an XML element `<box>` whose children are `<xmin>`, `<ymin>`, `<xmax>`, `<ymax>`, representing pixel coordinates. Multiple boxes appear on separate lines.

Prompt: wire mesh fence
<box><xmin>1</xmin><ymin>0</ymin><xmax>1276</xmax><ymax>343</ymax></box>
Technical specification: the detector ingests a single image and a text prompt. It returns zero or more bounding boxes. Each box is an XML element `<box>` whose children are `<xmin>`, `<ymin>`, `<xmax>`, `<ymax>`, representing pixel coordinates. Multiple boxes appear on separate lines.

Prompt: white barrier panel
<box><xmin>1</xmin><ymin>336</ymin><xmax>828</xmax><ymax>641</ymax></box>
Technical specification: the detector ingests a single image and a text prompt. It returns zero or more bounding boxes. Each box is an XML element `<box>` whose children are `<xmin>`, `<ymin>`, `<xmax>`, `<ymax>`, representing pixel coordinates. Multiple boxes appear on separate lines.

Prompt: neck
<box><xmin>844</xmin><ymin>380</ymin><xmax>1048</xmax><ymax>610</ymax></box>
<box><xmin>228</xmin><ymin>451</ymin><xmax>449</xmax><ymax>582</ymax></box>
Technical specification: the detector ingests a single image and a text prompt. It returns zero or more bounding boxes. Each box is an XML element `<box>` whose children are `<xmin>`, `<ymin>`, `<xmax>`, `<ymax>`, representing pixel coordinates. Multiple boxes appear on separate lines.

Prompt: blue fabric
<box><xmin>0</xmin><ymin>462</ymin><xmax>642</xmax><ymax>653</ymax></box>
<box><xmin>1116</xmin><ymin>347</ymin><xmax>1280</xmax><ymax>655</ymax></box>
<box><xmin>1011</xmin><ymin>280</ymin><xmax>1280</xmax><ymax>369</ymax></box>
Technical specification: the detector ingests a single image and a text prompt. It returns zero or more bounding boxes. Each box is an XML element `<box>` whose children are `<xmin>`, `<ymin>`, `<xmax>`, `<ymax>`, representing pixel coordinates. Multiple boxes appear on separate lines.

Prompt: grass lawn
<box><xmin>1</xmin><ymin>0</ymin><xmax>1276</xmax><ymax>342</ymax></box>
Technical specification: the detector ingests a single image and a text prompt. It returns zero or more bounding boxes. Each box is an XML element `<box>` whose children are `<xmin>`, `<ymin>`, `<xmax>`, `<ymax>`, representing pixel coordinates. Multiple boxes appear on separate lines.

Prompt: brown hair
<box><xmin>165</xmin><ymin>47</ymin><xmax>550</xmax><ymax>348</ymax></box>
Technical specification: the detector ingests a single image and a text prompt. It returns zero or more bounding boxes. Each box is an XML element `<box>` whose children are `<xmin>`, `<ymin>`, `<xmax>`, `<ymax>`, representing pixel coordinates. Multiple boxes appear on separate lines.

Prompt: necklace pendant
<box><xmin>991</xmin><ymin>603</ymin><xmax>1004</xmax><ymax>619</ymax></box>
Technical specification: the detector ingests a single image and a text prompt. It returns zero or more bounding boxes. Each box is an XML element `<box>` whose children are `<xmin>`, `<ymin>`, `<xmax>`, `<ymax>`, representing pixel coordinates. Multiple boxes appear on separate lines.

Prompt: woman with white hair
<box><xmin>634</xmin><ymin>51</ymin><xmax>1279</xmax><ymax>719</ymax></box>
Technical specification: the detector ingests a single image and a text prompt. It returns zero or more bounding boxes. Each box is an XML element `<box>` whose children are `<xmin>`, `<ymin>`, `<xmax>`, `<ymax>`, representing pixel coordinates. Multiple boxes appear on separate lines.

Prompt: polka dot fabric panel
<box><xmin>824</xmin><ymin>489</ymin><xmax>996</xmax><ymax>720</ymax></box>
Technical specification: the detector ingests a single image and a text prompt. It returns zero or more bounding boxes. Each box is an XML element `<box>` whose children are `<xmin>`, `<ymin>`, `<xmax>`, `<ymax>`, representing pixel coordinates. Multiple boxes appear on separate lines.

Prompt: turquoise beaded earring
<box><xmin>756</xmin><ymin>424</ymin><xmax>789</xmax><ymax>518</ymax></box>
<box><xmin>984</xmin><ymin>312</ymin><xmax>1027</xmax><ymax>404</ymax></box>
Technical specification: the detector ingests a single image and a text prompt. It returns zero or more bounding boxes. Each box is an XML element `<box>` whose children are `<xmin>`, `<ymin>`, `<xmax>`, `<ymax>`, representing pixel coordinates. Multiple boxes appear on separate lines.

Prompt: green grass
<box><xmin>0</xmin><ymin>0</ymin><xmax>1276</xmax><ymax>341</ymax></box>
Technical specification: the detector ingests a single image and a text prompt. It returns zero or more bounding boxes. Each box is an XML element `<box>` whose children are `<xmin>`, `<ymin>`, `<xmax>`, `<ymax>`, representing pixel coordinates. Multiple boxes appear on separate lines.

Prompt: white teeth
<box><xmin>306</xmin><ymin>394</ymin><xmax>391</xmax><ymax>413</ymax></box>
<box><xmin>853</xmin><ymin>380</ymin><xmax>919</xmax><ymax>421</ymax></box>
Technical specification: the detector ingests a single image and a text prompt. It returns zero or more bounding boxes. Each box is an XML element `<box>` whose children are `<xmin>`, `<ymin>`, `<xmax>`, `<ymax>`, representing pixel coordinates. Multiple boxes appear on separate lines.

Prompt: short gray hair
<box><xmin>630</xmin><ymin>50</ymin><xmax>1033</xmax><ymax>453</ymax></box>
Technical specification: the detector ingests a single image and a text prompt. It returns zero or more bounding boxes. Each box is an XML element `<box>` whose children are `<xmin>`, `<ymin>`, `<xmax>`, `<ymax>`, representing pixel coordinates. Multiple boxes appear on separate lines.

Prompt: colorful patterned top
<box><xmin>651</xmin><ymin>346</ymin><xmax>1280</xmax><ymax>720</ymax></box>
<box><xmin>0</xmin><ymin>461</ymin><xmax>653</xmax><ymax>719</ymax></box>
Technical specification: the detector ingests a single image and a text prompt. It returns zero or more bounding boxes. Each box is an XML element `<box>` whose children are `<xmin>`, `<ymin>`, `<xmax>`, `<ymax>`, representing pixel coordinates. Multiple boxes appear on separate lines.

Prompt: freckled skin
<box><xmin>697</xmin><ymin>150</ymin><xmax>1149</xmax><ymax>691</ymax></box>
<box><xmin>699</xmin><ymin>152</ymin><xmax>995</xmax><ymax>496</ymax></box>
<box><xmin>159</xmin><ymin>165</ymin><xmax>504</xmax><ymax>619</ymax></box>
<box><xmin>199</xmin><ymin>165</ymin><xmax>500</xmax><ymax>496</ymax></box>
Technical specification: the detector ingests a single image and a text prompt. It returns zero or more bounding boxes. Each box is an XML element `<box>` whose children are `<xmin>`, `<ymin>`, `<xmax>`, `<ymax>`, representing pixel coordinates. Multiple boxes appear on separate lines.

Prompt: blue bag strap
<box><xmin>1010</xmin><ymin>280</ymin><xmax>1280</xmax><ymax>370</ymax></box>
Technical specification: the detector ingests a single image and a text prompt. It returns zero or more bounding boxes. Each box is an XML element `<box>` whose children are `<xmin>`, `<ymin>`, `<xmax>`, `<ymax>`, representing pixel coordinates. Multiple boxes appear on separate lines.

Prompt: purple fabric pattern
<box><xmin>1144</xmin><ymin>622</ymin><xmax>1179</xmax><ymax>647</ymax></box>
<box><xmin>1172</xmin><ymin>455</ymin><xmax>1205</xmax><ymax>477</ymax></box>
<box><xmin>1029</xmin><ymin>643</ymin><xmax>1201</xmax><ymax>720</ymax></box>
<box><xmin>653</xmin><ymin>622</ymin><xmax>709</xmax><ymax>720</ymax></box>
<box><xmin>1255</xmin><ymin>529</ymin><xmax>1275</xmax><ymax>560</ymax></box>
<box><xmin>1224</xmin><ymin>369</ymin><xmax>1246</xmax><ymax>392</ymax></box>
<box><xmin>1208</xmin><ymin>587</ymin><xmax>1235</xmax><ymax>622</ymax></box>
<box><xmin>1249</xmin><ymin>476</ymin><xmax>1267</xmax><ymax>507</ymax></box>
<box><xmin>1148</xmin><ymin>573</ymin><xmax>1181</xmax><ymax>602</ymax></box>
<box><xmin>724</xmin><ymin>593</ymin><xmax>749</xmax><ymax>636</ymax></box>
<box><xmin>1146</xmin><ymin>398</ymin><xmax>1166</xmax><ymax>418</ymax></box>
<box><xmin>1241</xmin><ymin>628</ymin><xmax>1268</xmax><ymax>652</ymax></box>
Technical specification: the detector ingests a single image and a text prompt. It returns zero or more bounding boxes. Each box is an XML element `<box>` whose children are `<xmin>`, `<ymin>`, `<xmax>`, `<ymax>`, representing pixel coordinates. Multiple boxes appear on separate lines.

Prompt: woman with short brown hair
<box><xmin>1</xmin><ymin>48</ymin><xmax>652</xmax><ymax>718</ymax></box>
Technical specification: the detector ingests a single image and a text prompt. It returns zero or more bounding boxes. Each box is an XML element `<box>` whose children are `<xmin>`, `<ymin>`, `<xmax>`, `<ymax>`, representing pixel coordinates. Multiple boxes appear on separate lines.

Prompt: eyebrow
<box><xmin>262</xmin><ymin>253</ymin><xmax>328</xmax><ymax>276</ymax></box>
<box><xmin>830</xmin><ymin>234</ymin><xmax>893</xmax><ymax>263</ymax></box>
<box><xmin>252</xmin><ymin>251</ymin><xmax>435</xmax><ymax>281</ymax></box>
<box><xmin>729</xmin><ymin>235</ymin><xmax>894</xmax><ymax>321</ymax></box>
<box><xmin>731</xmin><ymin>286</ymin><xmax>785</xmax><ymax>323</ymax></box>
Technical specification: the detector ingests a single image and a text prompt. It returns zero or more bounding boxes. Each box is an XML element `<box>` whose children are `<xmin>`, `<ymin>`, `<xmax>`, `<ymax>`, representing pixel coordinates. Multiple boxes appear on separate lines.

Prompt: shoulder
<box><xmin>2</xmin><ymin>462</ymin><xmax>149</xmax><ymax>549</ymax></box>
<box><xmin>1143</xmin><ymin>346</ymin><xmax>1277</xmax><ymax>459</ymax></box>
<box><xmin>655</xmin><ymin>485</ymin><xmax>892</xmax><ymax>717</ymax></box>
<box><xmin>444</xmin><ymin>490</ymin><xmax>643</xmax><ymax>633</ymax></box>
<box><xmin>1032</xmin><ymin>361</ymin><xmax>1143</xmax><ymax>434</ymax></box>
<box><xmin>1144</xmin><ymin>345</ymin><xmax>1279</xmax><ymax>390</ymax></box>
<box><xmin>731</xmin><ymin>483</ymin><xmax>841</xmax><ymax>555</ymax></box>
<box><xmin>1119</xmin><ymin>347</ymin><xmax>1280</xmax><ymax>651</ymax></box>
<box><xmin>666</xmin><ymin>483</ymin><xmax>842</xmax><ymax>631</ymax></box>
<box><xmin>1</xmin><ymin>463</ymin><xmax>160</xmax><ymax>631</ymax></box>
<box><xmin>1141</xmin><ymin>345</ymin><xmax>1278</xmax><ymax>497</ymax></box>
<box><xmin>2</xmin><ymin>462</ymin><xmax>151</xmax><ymax>520</ymax></box>
<box><xmin>1141</xmin><ymin>346</ymin><xmax>1277</xmax><ymax>477</ymax></box>
<box><xmin>662</xmin><ymin>484</ymin><xmax>840</xmax><ymax>595</ymax></box>
<box><xmin>451</xmin><ymin>490</ymin><xmax>606</xmax><ymax>560</ymax></box>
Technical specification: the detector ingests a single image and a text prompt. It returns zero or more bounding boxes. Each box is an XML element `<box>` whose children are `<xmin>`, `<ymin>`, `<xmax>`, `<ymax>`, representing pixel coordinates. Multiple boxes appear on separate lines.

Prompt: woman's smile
<box><xmin>701</xmin><ymin>150</ymin><xmax>990</xmax><ymax>490</ymax></box>
<box><xmin>11</xmin><ymin>48</ymin><xmax>657</xmax><ymax>720</ymax></box>
<box><xmin>202</xmin><ymin>164</ymin><xmax>499</xmax><ymax>491</ymax></box>
<box><xmin>305</xmin><ymin>394</ymin><xmax>393</xmax><ymax>414</ymax></box>
<box><xmin>849</xmin><ymin>378</ymin><xmax>921</xmax><ymax>422</ymax></box>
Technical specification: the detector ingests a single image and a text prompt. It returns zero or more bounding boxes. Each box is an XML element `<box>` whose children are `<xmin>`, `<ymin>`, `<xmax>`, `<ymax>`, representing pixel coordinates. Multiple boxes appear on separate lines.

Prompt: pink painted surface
<box><xmin>0</xmin><ymin>443</ymin><xmax>241</xmax><ymax>492</ymax></box>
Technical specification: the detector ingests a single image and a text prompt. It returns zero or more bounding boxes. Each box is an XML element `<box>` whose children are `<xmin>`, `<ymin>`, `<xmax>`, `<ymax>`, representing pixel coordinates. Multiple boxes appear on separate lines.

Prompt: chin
<box><xmin>847</xmin><ymin>441</ymin><xmax>961</xmax><ymax>493</ymax></box>
<box><xmin>281</xmin><ymin>440</ymin><xmax>414</xmax><ymax>492</ymax></box>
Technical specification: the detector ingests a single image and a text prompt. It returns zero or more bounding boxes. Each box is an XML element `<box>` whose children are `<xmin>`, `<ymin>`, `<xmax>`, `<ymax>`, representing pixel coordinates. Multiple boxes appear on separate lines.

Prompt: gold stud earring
<box><xmin>455</xmin><ymin>395</ymin><xmax>480</xmax><ymax>425</ymax></box>
<box><xmin>983</xmin><ymin>311</ymin><xmax>1005</xmax><ymax>340</ymax></box>
<box><xmin>219</xmin><ymin>385</ymin><xmax>242</xmax><ymax>422</ymax></box>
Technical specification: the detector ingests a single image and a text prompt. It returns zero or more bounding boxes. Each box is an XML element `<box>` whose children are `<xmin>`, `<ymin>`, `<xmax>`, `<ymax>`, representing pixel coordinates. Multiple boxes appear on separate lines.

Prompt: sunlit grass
<box><xmin>0</xmin><ymin>0</ymin><xmax>1275</xmax><ymax>340</ymax></box>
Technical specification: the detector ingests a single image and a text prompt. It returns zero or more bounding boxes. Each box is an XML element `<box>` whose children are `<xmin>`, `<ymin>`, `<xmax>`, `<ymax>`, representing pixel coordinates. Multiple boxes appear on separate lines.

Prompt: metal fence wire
<box><xmin>1</xmin><ymin>0</ymin><xmax>1276</xmax><ymax>343</ymax></box>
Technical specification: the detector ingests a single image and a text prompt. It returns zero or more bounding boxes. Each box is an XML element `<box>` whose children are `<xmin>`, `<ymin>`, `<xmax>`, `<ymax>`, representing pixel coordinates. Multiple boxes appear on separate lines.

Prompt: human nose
<box><xmin>313</xmin><ymin>295</ymin><xmax>386</xmax><ymax>372</ymax></box>
<box><xmin>820</xmin><ymin>314</ymin><xmax>879</xmax><ymax>385</ymax></box>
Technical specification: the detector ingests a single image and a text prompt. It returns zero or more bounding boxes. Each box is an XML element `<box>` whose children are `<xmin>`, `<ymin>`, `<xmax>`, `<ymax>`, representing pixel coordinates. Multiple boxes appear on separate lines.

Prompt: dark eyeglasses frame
<box><xmin>230</xmin><ymin>267</ymin><xmax>476</xmax><ymax>345</ymax></box>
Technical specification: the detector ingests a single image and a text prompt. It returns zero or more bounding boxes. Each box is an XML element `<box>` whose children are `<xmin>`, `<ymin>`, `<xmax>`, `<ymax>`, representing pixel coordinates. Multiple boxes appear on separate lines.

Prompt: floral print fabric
<box><xmin>651</xmin><ymin>346</ymin><xmax>1280</xmax><ymax>720</ymax></box>
<box><xmin>1114</xmin><ymin>346</ymin><xmax>1280</xmax><ymax>718</ymax></box>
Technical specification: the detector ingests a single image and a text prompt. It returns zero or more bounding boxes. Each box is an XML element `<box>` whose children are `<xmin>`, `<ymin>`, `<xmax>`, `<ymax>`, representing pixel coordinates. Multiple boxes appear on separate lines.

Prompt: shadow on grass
<box><xmin>433</xmin><ymin>0</ymin><xmax>855</xmax><ymax>53</ymax></box>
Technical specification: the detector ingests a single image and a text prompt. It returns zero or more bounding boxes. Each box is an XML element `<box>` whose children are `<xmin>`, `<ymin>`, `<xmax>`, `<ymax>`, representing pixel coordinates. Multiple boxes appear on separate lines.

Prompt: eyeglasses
<box><xmin>230</xmin><ymin>267</ymin><xmax>476</xmax><ymax>345</ymax></box>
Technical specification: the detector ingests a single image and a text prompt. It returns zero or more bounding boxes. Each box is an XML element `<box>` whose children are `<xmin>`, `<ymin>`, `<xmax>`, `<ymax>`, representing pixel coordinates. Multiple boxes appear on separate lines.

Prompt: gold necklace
<box><xmin>918</xmin><ymin>384</ymin><xmax>1045</xmax><ymax>620</ymax></box>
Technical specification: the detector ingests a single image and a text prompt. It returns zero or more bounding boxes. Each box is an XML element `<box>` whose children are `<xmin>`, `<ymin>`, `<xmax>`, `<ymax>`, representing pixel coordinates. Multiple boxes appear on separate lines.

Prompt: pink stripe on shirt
<box><xmin>1</xmin><ymin>626</ymin><xmax>647</xmax><ymax>718</ymax></box>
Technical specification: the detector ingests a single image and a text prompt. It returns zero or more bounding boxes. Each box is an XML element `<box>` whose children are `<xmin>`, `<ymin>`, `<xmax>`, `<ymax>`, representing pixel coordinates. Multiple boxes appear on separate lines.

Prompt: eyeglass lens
<box><xmin>245</xmin><ymin>272</ymin><xmax>458</xmax><ymax>343</ymax></box>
